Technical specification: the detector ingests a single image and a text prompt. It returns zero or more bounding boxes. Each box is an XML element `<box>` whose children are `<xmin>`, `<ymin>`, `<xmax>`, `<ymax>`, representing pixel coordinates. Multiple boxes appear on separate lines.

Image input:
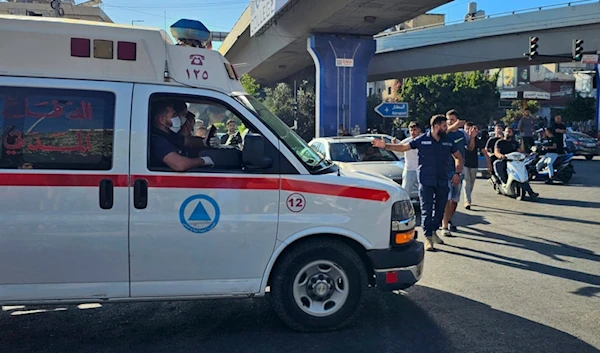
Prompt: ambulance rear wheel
<box><xmin>270</xmin><ymin>239</ymin><xmax>367</xmax><ymax>332</ymax></box>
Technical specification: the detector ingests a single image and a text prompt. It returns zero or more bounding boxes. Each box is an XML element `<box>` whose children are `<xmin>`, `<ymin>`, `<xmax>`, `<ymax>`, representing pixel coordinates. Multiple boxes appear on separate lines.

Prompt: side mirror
<box><xmin>242</xmin><ymin>133</ymin><xmax>273</xmax><ymax>170</ymax></box>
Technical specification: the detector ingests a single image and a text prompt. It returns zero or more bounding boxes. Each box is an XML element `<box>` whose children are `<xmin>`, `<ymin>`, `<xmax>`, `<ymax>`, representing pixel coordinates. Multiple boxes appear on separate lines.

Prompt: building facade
<box><xmin>0</xmin><ymin>0</ymin><xmax>112</xmax><ymax>23</ymax></box>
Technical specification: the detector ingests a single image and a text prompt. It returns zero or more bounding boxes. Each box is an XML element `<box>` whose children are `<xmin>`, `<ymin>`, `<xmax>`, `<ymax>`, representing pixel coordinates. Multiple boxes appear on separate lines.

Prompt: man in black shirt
<box><xmin>486</xmin><ymin>124</ymin><xmax>504</xmax><ymax>167</ymax></box>
<box><xmin>463</xmin><ymin>122</ymin><xmax>492</xmax><ymax>209</ymax></box>
<box><xmin>550</xmin><ymin>115</ymin><xmax>566</xmax><ymax>154</ymax></box>
<box><xmin>536</xmin><ymin>128</ymin><xmax>560</xmax><ymax>184</ymax></box>
<box><xmin>494</xmin><ymin>127</ymin><xmax>521</xmax><ymax>184</ymax></box>
<box><xmin>493</xmin><ymin>127</ymin><xmax>539</xmax><ymax>199</ymax></box>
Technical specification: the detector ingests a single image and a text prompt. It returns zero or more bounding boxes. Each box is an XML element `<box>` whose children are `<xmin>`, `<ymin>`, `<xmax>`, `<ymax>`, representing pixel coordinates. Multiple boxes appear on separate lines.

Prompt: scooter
<box><xmin>525</xmin><ymin>146</ymin><xmax>576</xmax><ymax>184</ymax></box>
<box><xmin>490</xmin><ymin>152</ymin><xmax>536</xmax><ymax>201</ymax></box>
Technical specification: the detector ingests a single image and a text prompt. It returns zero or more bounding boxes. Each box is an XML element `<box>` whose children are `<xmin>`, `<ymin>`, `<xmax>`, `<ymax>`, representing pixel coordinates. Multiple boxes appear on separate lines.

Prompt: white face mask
<box><xmin>169</xmin><ymin>116</ymin><xmax>181</xmax><ymax>133</ymax></box>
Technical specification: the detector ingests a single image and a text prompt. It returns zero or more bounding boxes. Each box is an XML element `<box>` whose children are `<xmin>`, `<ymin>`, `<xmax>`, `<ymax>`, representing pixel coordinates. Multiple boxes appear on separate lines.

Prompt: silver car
<box><xmin>308</xmin><ymin>137</ymin><xmax>419</xmax><ymax>200</ymax></box>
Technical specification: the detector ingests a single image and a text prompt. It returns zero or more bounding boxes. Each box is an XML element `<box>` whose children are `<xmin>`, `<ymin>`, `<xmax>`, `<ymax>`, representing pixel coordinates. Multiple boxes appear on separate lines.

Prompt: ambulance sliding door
<box><xmin>0</xmin><ymin>78</ymin><xmax>133</xmax><ymax>301</ymax></box>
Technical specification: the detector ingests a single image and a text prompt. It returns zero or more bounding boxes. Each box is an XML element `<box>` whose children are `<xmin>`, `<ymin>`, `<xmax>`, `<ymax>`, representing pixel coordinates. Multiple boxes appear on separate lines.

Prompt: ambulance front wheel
<box><xmin>270</xmin><ymin>239</ymin><xmax>368</xmax><ymax>332</ymax></box>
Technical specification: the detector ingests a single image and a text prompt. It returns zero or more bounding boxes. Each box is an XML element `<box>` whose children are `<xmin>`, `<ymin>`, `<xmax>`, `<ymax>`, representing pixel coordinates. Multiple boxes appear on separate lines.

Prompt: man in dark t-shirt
<box><xmin>463</xmin><ymin>122</ymin><xmax>491</xmax><ymax>209</ymax></box>
<box><xmin>550</xmin><ymin>115</ymin><xmax>566</xmax><ymax>155</ymax></box>
<box><xmin>486</xmin><ymin>124</ymin><xmax>504</xmax><ymax>166</ymax></box>
<box><xmin>551</xmin><ymin>115</ymin><xmax>567</xmax><ymax>154</ymax></box>
<box><xmin>536</xmin><ymin>128</ymin><xmax>561</xmax><ymax>183</ymax></box>
<box><xmin>492</xmin><ymin>127</ymin><xmax>538</xmax><ymax>198</ymax></box>
<box><xmin>494</xmin><ymin>127</ymin><xmax>521</xmax><ymax>184</ymax></box>
<box><xmin>150</xmin><ymin>102</ymin><xmax>215</xmax><ymax>171</ymax></box>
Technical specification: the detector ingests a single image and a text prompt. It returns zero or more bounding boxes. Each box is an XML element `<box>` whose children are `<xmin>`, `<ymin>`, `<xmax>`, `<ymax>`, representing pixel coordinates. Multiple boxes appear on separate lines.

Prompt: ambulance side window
<box><xmin>147</xmin><ymin>94</ymin><xmax>282</xmax><ymax>174</ymax></box>
<box><xmin>0</xmin><ymin>86</ymin><xmax>115</xmax><ymax>170</ymax></box>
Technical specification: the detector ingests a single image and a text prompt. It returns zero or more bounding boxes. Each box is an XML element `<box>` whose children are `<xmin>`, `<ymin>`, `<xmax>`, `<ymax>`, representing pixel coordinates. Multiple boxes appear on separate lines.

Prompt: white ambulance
<box><xmin>0</xmin><ymin>15</ymin><xmax>424</xmax><ymax>332</ymax></box>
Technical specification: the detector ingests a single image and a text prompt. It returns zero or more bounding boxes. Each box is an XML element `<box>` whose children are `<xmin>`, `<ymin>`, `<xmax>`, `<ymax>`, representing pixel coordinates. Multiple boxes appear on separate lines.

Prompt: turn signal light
<box><xmin>385</xmin><ymin>271</ymin><xmax>398</xmax><ymax>284</ymax></box>
<box><xmin>394</xmin><ymin>230</ymin><xmax>414</xmax><ymax>245</ymax></box>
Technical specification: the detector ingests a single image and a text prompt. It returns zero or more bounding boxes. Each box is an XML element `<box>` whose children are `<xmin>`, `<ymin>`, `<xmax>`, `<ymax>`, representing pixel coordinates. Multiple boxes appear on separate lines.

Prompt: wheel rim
<box><xmin>292</xmin><ymin>260</ymin><xmax>350</xmax><ymax>318</ymax></box>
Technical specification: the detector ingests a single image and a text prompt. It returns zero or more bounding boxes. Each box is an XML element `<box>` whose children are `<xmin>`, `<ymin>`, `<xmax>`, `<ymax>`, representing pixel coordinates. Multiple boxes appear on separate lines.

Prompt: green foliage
<box><xmin>263</xmin><ymin>81</ymin><xmax>315</xmax><ymax>141</ymax></box>
<box><xmin>398</xmin><ymin>71</ymin><xmax>499</xmax><ymax>128</ymax></box>
<box><xmin>562</xmin><ymin>96</ymin><xmax>596</xmax><ymax>122</ymax></box>
<box><xmin>240</xmin><ymin>74</ymin><xmax>261</xmax><ymax>98</ymax></box>
<box><xmin>501</xmin><ymin>100</ymin><xmax>539</xmax><ymax>126</ymax></box>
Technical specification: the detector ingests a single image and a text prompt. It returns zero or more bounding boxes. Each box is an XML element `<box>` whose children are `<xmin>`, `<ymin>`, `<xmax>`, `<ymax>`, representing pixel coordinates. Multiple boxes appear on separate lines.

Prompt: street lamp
<box><xmin>131</xmin><ymin>20</ymin><xmax>144</xmax><ymax>26</ymax></box>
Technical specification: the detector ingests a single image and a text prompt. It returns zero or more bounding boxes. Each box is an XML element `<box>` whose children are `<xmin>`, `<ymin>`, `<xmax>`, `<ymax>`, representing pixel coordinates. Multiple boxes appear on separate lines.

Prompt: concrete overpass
<box><xmin>369</xmin><ymin>2</ymin><xmax>600</xmax><ymax>80</ymax></box>
<box><xmin>220</xmin><ymin>0</ymin><xmax>451</xmax><ymax>137</ymax></box>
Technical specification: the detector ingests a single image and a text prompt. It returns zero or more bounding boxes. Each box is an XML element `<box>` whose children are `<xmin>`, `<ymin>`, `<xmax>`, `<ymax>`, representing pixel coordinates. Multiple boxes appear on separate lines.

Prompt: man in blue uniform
<box><xmin>372</xmin><ymin>114</ymin><xmax>464</xmax><ymax>251</ymax></box>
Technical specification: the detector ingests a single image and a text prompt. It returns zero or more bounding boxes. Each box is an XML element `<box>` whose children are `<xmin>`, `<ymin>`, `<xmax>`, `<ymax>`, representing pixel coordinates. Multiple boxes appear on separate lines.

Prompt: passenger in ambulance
<box><xmin>179</xmin><ymin>111</ymin><xmax>196</xmax><ymax>137</ymax></box>
<box><xmin>195</xmin><ymin>125</ymin><xmax>208</xmax><ymax>138</ymax></box>
<box><xmin>150</xmin><ymin>102</ymin><xmax>216</xmax><ymax>171</ymax></box>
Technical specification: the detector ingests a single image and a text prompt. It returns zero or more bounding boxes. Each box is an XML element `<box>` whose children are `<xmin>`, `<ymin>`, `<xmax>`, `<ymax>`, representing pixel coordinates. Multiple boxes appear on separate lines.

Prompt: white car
<box><xmin>355</xmin><ymin>134</ymin><xmax>405</xmax><ymax>159</ymax></box>
<box><xmin>309</xmin><ymin>137</ymin><xmax>419</xmax><ymax>200</ymax></box>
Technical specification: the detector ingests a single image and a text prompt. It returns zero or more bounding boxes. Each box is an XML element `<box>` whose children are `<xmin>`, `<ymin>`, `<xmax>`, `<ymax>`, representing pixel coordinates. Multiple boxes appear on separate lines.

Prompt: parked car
<box><xmin>355</xmin><ymin>134</ymin><xmax>404</xmax><ymax>159</ymax></box>
<box><xmin>308</xmin><ymin>137</ymin><xmax>418</xmax><ymax>200</ymax></box>
<box><xmin>565</xmin><ymin>132</ymin><xmax>599</xmax><ymax>160</ymax></box>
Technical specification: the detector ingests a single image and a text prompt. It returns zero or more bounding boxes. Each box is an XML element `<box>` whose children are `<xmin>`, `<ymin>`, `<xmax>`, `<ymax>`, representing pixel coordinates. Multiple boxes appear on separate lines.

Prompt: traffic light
<box><xmin>525</xmin><ymin>36</ymin><xmax>539</xmax><ymax>61</ymax></box>
<box><xmin>572</xmin><ymin>39</ymin><xmax>584</xmax><ymax>61</ymax></box>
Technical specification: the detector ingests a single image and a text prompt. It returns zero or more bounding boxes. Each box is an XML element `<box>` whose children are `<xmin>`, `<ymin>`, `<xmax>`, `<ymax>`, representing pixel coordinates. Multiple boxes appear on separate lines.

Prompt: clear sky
<box><xmin>99</xmin><ymin>0</ymin><xmax>594</xmax><ymax>49</ymax></box>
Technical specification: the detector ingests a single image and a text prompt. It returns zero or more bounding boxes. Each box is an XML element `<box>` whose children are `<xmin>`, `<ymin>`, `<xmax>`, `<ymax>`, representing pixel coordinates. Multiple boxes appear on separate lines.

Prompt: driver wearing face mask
<box><xmin>150</xmin><ymin>102</ymin><xmax>216</xmax><ymax>171</ymax></box>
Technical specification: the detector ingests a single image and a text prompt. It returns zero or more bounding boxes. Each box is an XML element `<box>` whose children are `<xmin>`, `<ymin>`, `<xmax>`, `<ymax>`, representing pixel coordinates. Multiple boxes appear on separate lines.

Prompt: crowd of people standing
<box><xmin>371</xmin><ymin>108</ymin><xmax>573</xmax><ymax>251</ymax></box>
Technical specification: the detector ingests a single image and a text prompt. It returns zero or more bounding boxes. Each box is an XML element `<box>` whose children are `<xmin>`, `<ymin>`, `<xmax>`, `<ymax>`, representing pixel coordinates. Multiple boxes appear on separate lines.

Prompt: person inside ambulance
<box><xmin>150</xmin><ymin>101</ymin><xmax>216</xmax><ymax>171</ymax></box>
<box><xmin>179</xmin><ymin>111</ymin><xmax>196</xmax><ymax>137</ymax></box>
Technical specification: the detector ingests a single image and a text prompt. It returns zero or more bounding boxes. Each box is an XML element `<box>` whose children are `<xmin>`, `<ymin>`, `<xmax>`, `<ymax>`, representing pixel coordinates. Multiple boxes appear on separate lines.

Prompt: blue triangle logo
<box><xmin>188</xmin><ymin>201</ymin><xmax>211</xmax><ymax>222</ymax></box>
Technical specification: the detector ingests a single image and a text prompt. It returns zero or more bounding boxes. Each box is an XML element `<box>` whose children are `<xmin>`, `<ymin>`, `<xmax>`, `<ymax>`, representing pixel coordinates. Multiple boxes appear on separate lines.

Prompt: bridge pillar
<box><xmin>308</xmin><ymin>34</ymin><xmax>376</xmax><ymax>137</ymax></box>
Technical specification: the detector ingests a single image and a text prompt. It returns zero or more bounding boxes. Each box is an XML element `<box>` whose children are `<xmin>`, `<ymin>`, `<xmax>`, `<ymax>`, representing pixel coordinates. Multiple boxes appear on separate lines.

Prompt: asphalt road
<box><xmin>2</xmin><ymin>156</ymin><xmax>600</xmax><ymax>353</ymax></box>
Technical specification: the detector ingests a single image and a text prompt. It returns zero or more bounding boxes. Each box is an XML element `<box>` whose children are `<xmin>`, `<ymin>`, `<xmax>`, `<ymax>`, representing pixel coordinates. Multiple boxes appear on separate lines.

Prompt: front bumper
<box><xmin>367</xmin><ymin>240</ymin><xmax>425</xmax><ymax>291</ymax></box>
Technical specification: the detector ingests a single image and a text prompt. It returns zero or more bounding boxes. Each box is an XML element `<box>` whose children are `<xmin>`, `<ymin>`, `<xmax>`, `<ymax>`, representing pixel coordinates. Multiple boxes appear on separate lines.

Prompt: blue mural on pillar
<box><xmin>308</xmin><ymin>34</ymin><xmax>376</xmax><ymax>137</ymax></box>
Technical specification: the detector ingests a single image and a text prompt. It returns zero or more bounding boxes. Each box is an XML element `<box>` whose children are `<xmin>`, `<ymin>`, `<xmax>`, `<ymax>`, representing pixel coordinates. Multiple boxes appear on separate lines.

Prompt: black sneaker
<box><xmin>449</xmin><ymin>223</ymin><xmax>457</xmax><ymax>232</ymax></box>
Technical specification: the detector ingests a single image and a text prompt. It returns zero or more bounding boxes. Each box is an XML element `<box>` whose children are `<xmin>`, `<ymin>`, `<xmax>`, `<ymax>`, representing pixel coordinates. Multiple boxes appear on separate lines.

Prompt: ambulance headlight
<box><xmin>391</xmin><ymin>200</ymin><xmax>414</xmax><ymax>221</ymax></box>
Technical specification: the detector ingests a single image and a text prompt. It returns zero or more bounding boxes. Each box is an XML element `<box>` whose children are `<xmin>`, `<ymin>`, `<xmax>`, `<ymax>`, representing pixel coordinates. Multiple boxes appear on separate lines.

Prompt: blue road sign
<box><xmin>374</xmin><ymin>102</ymin><xmax>409</xmax><ymax>118</ymax></box>
<box><xmin>179</xmin><ymin>194</ymin><xmax>220</xmax><ymax>234</ymax></box>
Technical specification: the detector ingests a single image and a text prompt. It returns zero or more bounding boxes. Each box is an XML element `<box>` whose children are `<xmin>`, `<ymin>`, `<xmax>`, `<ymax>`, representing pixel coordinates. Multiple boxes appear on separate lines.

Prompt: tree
<box><xmin>562</xmin><ymin>96</ymin><xmax>596</xmax><ymax>122</ymax></box>
<box><xmin>263</xmin><ymin>81</ymin><xmax>315</xmax><ymax>141</ymax></box>
<box><xmin>501</xmin><ymin>100</ymin><xmax>539</xmax><ymax>126</ymax></box>
<box><xmin>398</xmin><ymin>71</ymin><xmax>499</xmax><ymax>127</ymax></box>
<box><xmin>240</xmin><ymin>73</ymin><xmax>261</xmax><ymax>98</ymax></box>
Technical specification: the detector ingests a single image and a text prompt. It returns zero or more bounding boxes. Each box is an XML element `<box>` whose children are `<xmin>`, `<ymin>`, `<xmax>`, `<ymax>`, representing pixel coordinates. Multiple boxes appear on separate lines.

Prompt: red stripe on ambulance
<box><xmin>0</xmin><ymin>173</ymin><xmax>128</xmax><ymax>187</ymax></box>
<box><xmin>0</xmin><ymin>174</ymin><xmax>390</xmax><ymax>202</ymax></box>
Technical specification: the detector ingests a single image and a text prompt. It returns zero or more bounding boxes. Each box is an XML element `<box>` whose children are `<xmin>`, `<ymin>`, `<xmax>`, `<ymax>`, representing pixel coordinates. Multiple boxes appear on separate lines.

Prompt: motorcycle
<box><xmin>524</xmin><ymin>146</ymin><xmax>575</xmax><ymax>184</ymax></box>
<box><xmin>490</xmin><ymin>151</ymin><xmax>535</xmax><ymax>201</ymax></box>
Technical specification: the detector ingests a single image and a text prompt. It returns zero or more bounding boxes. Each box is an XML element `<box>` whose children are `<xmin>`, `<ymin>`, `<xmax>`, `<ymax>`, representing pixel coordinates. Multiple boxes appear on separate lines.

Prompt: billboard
<box><xmin>250</xmin><ymin>0</ymin><xmax>292</xmax><ymax>37</ymax></box>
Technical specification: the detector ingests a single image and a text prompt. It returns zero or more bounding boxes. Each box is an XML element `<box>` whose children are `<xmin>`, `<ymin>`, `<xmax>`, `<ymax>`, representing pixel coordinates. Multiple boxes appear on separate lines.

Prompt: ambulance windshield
<box><xmin>236</xmin><ymin>95</ymin><xmax>331</xmax><ymax>171</ymax></box>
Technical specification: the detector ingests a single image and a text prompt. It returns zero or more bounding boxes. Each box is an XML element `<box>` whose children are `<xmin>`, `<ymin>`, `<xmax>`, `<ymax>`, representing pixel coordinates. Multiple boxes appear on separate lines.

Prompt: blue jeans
<box><xmin>419</xmin><ymin>183</ymin><xmax>449</xmax><ymax>237</ymax></box>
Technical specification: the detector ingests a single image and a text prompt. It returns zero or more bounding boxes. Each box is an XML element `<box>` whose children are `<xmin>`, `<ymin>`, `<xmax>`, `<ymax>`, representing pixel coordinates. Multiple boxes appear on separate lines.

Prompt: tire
<box><xmin>585</xmin><ymin>155</ymin><xmax>594</xmax><ymax>161</ymax></box>
<box><xmin>270</xmin><ymin>239</ymin><xmax>368</xmax><ymax>332</ymax></box>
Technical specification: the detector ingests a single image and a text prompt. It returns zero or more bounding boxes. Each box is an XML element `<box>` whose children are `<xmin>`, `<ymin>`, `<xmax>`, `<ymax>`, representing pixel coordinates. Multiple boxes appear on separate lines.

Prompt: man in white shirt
<box><xmin>400</xmin><ymin>121</ymin><xmax>422</xmax><ymax>198</ymax></box>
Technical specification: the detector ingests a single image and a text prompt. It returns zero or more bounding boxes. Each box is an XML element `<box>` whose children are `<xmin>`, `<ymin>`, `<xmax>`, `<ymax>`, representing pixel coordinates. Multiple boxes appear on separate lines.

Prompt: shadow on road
<box><xmin>1</xmin><ymin>286</ymin><xmax>598</xmax><ymax>353</ymax></box>
<box><xmin>456</xmin><ymin>226</ymin><xmax>600</xmax><ymax>263</ymax></box>
<box><xmin>473</xmin><ymin>205</ymin><xmax>600</xmax><ymax>227</ymax></box>
<box><xmin>534</xmin><ymin>197</ymin><xmax>600</xmax><ymax>209</ymax></box>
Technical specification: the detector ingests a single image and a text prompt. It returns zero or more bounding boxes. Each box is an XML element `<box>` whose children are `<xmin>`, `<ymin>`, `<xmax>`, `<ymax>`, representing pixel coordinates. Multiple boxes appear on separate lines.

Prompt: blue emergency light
<box><xmin>170</xmin><ymin>19</ymin><xmax>212</xmax><ymax>48</ymax></box>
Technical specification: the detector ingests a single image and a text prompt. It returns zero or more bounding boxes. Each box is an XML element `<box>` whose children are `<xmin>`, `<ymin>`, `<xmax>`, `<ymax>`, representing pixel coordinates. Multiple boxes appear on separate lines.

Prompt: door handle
<box><xmin>133</xmin><ymin>179</ymin><xmax>148</xmax><ymax>209</ymax></box>
<box><xmin>99</xmin><ymin>179</ymin><xmax>114</xmax><ymax>210</ymax></box>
